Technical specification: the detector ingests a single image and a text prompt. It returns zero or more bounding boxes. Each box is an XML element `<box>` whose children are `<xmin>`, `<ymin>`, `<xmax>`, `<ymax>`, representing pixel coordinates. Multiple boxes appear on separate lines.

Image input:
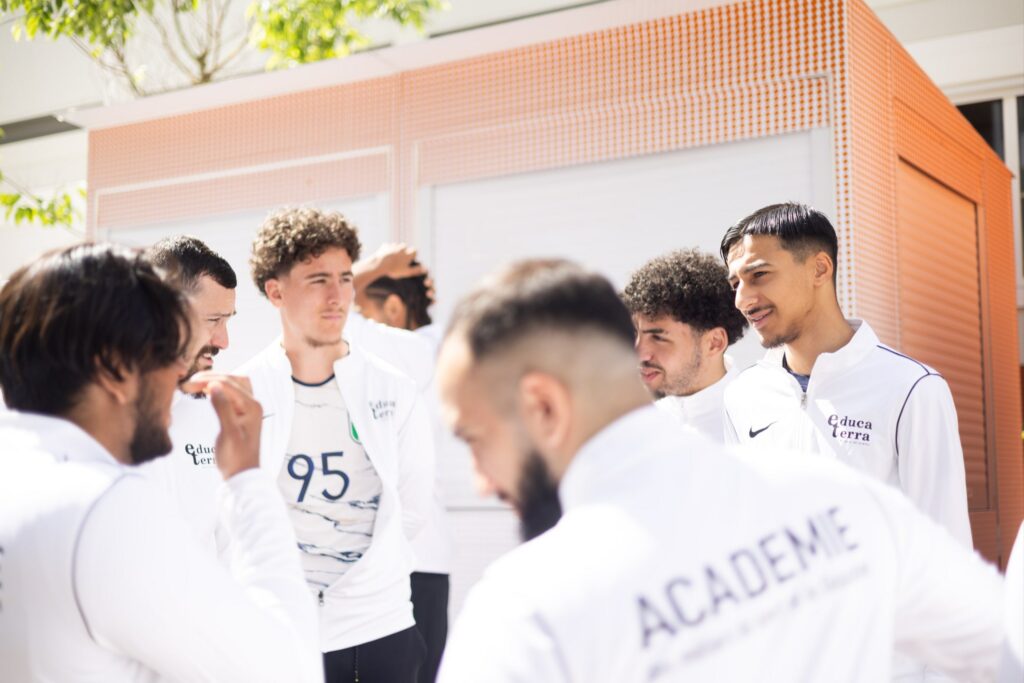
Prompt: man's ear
<box><xmin>812</xmin><ymin>251</ymin><xmax>834</xmax><ymax>287</ymax></box>
<box><xmin>703</xmin><ymin>327</ymin><xmax>729</xmax><ymax>358</ymax></box>
<box><xmin>518</xmin><ymin>371</ymin><xmax>572</xmax><ymax>455</ymax></box>
<box><xmin>93</xmin><ymin>359</ymin><xmax>137</xmax><ymax>406</ymax></box>
<box><xmin>264</xmin><ymin>278</ymin><xmax>283</xmax><ymax>307</ymax></box>
<box><xmin>382</xmin><ymin>293</ymin><xmax>408</xmax><ymax>328</ymax></box>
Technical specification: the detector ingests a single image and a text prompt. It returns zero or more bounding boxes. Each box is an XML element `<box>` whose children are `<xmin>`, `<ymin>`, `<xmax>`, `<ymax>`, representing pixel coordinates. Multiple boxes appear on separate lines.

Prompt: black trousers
<box><xmin>410</xmin><ymin>572</ymin><xmax>450</xmax><ymax>683</ymax></box>
<box><xmin>323</xmin><ymin>625</ymin><xmax>426</xmax><ymax>683</ymax></box>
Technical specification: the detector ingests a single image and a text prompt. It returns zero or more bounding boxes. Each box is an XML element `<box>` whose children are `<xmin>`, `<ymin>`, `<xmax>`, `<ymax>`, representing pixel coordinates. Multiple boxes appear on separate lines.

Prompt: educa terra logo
<box><xmin>827</xmin><ymin>414</ymin><xmax>873</xmax><ymax>444</ymax></box>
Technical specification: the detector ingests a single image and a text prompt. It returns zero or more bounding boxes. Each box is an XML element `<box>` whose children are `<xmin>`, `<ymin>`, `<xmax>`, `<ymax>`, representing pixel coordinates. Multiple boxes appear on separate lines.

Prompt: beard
<box><xmin>760</xmin><ymin>327</ymin><xmax>800</xmax><ymax>349</ymax></box>
<box><xmin>128</xmin><ymin>379</ymin><xmax>174</xmax><ymax>465</ymax></box>
<box><xmin>643</xmin><ymin>345</ymin><xmax>703</xmax><ymax>398</ymax></box>
<box><xmin>515</xmin><ymin>450</ymin><xmax>563</xmax><ymax>542</ymax></box>
<box><xmin>181</xmin><ymin>345</ymin><xmax>219</xmax><ymax>398</ymax></box>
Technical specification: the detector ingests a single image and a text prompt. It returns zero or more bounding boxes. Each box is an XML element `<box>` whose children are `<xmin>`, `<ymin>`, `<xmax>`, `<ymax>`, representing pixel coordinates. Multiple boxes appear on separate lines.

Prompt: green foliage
<box><xmin>1</xmin><ymin>0</ymin><xmax>446</xmax><ymax>85</ymax></box>
<box><xmin>0</xmin><ymin>185</ymin><xmax>80</xmax><ymax>228</ymax></box>
<box><xmin>251</xmin><ymin>0</ymin><xmax>444</xmax><ymax>68</ymax></box>
<box><xmin>0</xmin><ymin>128</ymin><xmax>83</xmax><ymax>230</ymax></box>
<box><xmin>0</xmin><ymin>0</ymin><xmax>149</xmax><ymax>48</ymax></box>
<box><xmin>0</xmin><ymin>0</ymin><xmax>444</xmax><ymax>228</ymax></box>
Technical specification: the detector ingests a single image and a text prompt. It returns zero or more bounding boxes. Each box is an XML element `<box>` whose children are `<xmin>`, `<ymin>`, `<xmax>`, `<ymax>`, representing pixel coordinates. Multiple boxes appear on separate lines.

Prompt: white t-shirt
<box><xmin>279</xmin><ymin>376</ymin><xmax>382</xmax><ymax>594</ymax></box>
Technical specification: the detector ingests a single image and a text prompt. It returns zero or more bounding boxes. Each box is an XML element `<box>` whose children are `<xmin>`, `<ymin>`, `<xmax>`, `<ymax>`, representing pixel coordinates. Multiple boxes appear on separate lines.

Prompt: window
<box><xmin>957</xmin><ymin>99</ymin><xmax>1005</xmax><ymax>160</ymax></box>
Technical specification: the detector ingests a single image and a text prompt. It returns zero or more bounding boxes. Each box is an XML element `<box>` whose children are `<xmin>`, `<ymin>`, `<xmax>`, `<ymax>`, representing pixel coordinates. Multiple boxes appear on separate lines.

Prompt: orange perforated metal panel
<box><xmin>848</xmin><ymin>0</ymin><xmax>1021</xmax><ymax>565</ymax></box>
<box><xmin>895</xmin><ymin>161</ymin><xmax>988</xmax><ymax>511</ymax></box>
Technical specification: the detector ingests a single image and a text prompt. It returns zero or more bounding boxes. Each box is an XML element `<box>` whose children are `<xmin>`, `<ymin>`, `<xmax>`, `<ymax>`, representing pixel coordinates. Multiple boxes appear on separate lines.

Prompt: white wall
<box><xmin>420</xmin><ymin>128</ymin><xmax>834</xmax><ymax>372</ymax></box>
<box><xmin>0</xmin><ymin>130</ymin><xmax>88</xmax><ymax>282</ymax></box>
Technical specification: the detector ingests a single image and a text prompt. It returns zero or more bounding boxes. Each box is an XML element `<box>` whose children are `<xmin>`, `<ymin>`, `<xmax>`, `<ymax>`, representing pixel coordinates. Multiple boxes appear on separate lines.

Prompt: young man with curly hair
<box><xmin>622</xmin><ymin>248</ymin><xmax>748</xmax><ymax>441</ymax></box>
<box><xmin>240</xmin><ymin>207</ymin><xmax>435</xmax><ymax>683</ymax></box>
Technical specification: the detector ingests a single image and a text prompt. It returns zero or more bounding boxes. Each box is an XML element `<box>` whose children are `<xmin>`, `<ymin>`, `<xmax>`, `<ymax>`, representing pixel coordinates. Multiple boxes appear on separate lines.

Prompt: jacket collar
<box><xmin>759</xmin><ymin>318</ymin><xmax>878</xmax><ymax>380</ymax></box>
<box><xmin>0</xmin><ymin>411</ymin><xmax>121</xmax><ymax>468</ymax></box>
<box><xmin>263</xmin><ymin>335</ymin><xmax>369</xmax><ymax>382</ymax></box>
<box><xmin>655</xmin><ymin>358</ymin><xmax>737</xmax><ymax>423</ymax></box>
<box><xmin>559</xmin><ymin>405</ymin><xmax>692</xmax><ymax>511</ymax></box>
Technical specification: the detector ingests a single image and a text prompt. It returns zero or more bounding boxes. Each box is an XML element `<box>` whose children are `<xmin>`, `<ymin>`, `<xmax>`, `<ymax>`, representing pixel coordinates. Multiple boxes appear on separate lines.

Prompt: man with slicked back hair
<box><xmin>721</xmin><ymin>202</ymin><xmax>972</xmax><ymax>683</ymax></box>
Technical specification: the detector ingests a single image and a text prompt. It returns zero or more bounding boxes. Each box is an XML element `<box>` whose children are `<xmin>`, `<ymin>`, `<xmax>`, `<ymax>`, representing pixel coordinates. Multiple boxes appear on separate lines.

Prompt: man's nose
<box><xmin>211</xmin><ymin>321</ymin><xmax>229</xmax><ymax>350</ymax></box>
<box><xmin>734</xmin><ymin>280</ymin><xmax>754</xmax><ymax>313</ymax></box>
<box><xmin>473</xmin><ymin>469</ymin><xmax>498</xmax><ymax>499</ymax></box>
<box><xmin>635</xmin><ymin>337</ymin><xmax>653</xmax><ymax>361</ymax></box>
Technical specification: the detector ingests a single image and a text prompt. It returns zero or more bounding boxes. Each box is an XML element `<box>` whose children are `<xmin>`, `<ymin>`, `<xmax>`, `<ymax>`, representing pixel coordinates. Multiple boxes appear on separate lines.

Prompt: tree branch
<box><xmin>210</xmin><ymin>15</ymin><xmax>254</xmax><ymax>75</ymax></box>
<box><xmin>171</xmin><ymin>3</ymin><xmax>201</xmax><ymax>62</ymax></box>
<box><xmin>140</xmin><ymin>6</ymin><xmax>200</xmax><ymax>82</ymax></box>
<box><xmin>69</xmin><ymin>35</ymin><xmax>146</xmax><ymax>96</ymax></box>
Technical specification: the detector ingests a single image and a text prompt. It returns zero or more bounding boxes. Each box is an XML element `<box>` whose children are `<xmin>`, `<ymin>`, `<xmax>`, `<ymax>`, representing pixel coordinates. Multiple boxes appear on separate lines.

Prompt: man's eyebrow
<box><xmin>639</xmin><ymin>327</ymin><xmax>667</xmax><ymax>335</ymax></box>
<box><xmin>303</xmin><ymin>270</ymin><xmax>354</xmax><ymax>280</ymax></box>
<box><xmin>741</xmin><ymin>259</ymin><xmax>771</xmax><ymax>273</ymax></box>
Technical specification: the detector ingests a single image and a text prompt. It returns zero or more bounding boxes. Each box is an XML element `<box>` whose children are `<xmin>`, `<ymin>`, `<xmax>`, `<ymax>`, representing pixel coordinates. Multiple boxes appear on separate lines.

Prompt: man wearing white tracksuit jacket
<box><xmin>241</xmin><ymin>337</ymin><xmax>434</xmax><ymax>651</ymax></box>
<box><xmin>433</xmin><ymin>259</ymin><xmax>1005</xmax><ymax>683</ymax></box>
<box><xmin>140</xmin><ymin>235</ymin><xmax>433</xmax><ymax>560</ymax></box>
<box><xmin>0</xmin><ymin>244</ymin><xmax>320</xmax><ymax>683</ymax></box>
<box><xmin>721</xmin><ymin>202</ymin><xmax>974</xmax><ymax>682</ymax></box>
<box><xmin>722</xmin><ymin>317</ymin><xmax>972</xmax><ymax>546</ymax></box>
<box><xmin>244</xmin><ymin>207</ymin><xmax>435</xmax><ymax>683</ymax></box>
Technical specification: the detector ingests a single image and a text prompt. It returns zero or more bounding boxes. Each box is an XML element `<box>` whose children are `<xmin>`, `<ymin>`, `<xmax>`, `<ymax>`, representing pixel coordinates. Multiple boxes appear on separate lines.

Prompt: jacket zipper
<box><xmin>318</xmin><ymin>590</ymin><xmax>324</xmax><ymax>607</ymax></box>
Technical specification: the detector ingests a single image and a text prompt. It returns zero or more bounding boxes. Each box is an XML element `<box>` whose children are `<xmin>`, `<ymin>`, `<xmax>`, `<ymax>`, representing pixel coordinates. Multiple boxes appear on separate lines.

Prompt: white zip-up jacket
<box><xmin>239</xmin><ymin>339</ymin><xmax>435</xmax><ymax>653</ymax></box>
<box><xmin>139</xmin><ymin>313</ymin><xmax>435</xmax><ymax>560</ymax></box>
<box><xmin>438</xmin><ymin>407</ymin><xmax>1004</xmax><ymax>683</ymax></box>
<box><xmin>411</xmin><ymin>323</ymin><xmax>455</xmax><ymax>574</ymax></box>
<box><xmin>722</xmin><ymin>319</ymin><xmax>972</xmax><ymax>549</ymax></box>
<box><xmin>0</xmin><ymin>412</ymin><xmax>321</xmax><ymax>683</ymax></box>
<box><xmin>999</xmin><ymin>522</ymin><xmax>1024</xmax><ymax>682</ymax></box>
<box><xmin>141</xmin><ymin>393</ymin><xmax>224</xmax><ymax>556</ymax></box>
<box><xmin>347</xmin><ymin>311</ymin><xmax>435</xmax><ymax>390</ymax></box>
<box><xmin>655</xmin><ymin>361</ymin><xmax>739</xmax><ymax>442</ymax></box>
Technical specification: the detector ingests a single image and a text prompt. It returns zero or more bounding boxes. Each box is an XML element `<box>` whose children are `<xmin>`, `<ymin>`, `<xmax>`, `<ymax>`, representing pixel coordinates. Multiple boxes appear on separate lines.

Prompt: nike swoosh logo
<box><xmin>262</xmin><ymin>413</ymin><xmax>275</xmax><ymax>421</ymax></box>
<box><xmin>749</xmin><ymin>422</ymin><xmax>776</xmax><ymax>438</ymax></box>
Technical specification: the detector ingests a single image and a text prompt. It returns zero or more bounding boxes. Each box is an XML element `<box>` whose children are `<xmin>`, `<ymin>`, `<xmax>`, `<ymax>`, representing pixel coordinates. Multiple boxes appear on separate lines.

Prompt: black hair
<box><xmin>720</xmin><ymin>203</ymin><xmax>839</xmax><ymax>283</ymax></box>
<box><xmin>147</xmin><ymin>235</ymin><xmax>237</xmax><ymax>293</ymax></box>
<box><xmin>0</xmin><ymin>243</ymin><xmax>192</xmax><ymax>415</ymax></box>
<box><xmin>623</xmin><ymin>248</ymin><xmax>747</xmax><ymax>345</ymax></box>
<box><xmin>448</xmin><ymin>259</ymin><xmax>636</xmax><ymax>361</ymax></box>
<box><xmin>365</xmin><ymin>273</ymin><xmax>432</xmax><ymax>329</ymax></box>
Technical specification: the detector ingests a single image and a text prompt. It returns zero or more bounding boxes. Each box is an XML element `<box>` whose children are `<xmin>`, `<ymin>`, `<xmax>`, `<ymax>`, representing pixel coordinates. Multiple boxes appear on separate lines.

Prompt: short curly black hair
<box><xmin>250</xmin><ymin>207</ymin><xmax>362</xmax><ymax>297</ymax></box>
<box><xmin>622</xmin><ymin>248</ymin><xmax>747</xmax><ymax>345</ymax></box>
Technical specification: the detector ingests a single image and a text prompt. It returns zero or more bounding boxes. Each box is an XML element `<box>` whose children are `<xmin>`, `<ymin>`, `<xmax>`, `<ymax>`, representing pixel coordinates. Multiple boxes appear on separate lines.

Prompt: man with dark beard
<box><xmin>0</xmin><ymin>244</ymin><xmax>321</xmax><ymax>682</ymax></box>
<box><xmin>434</xmin><ymin>259</ymin><xmax>1005</xmax><ymax>683</ymax></box>
<box><xmin>143</xmin><ymin>235</ymin><xmax>239</xmax><ymax>554</ymax></box>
